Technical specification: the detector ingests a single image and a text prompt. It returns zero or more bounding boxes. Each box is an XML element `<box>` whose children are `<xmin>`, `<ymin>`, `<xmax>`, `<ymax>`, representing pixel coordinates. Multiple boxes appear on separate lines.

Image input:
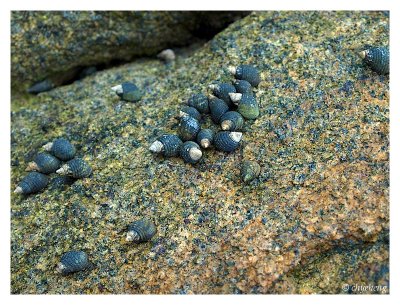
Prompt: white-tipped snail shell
<box><xmin>126</xmin><ymin>218</ymin><xmax>157</xmax><ymax>243</ymax></box>
<box><xmin>214</xmin><ymin>131</ymin><xmax>242</xmax><ymax>152</ymax></box>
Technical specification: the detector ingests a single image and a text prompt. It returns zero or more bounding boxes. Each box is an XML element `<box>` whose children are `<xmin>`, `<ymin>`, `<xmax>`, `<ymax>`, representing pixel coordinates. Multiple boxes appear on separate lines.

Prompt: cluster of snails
<box><xmin>149</xmin><ymin>64</ymin><xmax>261</xmax><ymax>164</ymax></box>
<box><xmin>14</xmin><ymin>138</ymin><xmax>92</xmax><ymax>195</ymax></box>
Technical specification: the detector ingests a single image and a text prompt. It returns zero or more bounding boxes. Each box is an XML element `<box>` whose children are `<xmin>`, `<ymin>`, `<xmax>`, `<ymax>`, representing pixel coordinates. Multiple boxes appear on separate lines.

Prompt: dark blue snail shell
<box><xmin>26</xmin><ymin>152</ymin><xmax>61</xmax><ymax>174</ymax></box>
<box><xmin>229</xmin><ymin>65</ymin><xmax>261</xmax><ymax>87</ymax></box>
<box><xmin>209</xmin><ymin>98</ymin><xmax>229</xmax><ymax>124</ymax></box>
<box><xmin>360</xmin><ymin>47</ymin><xmax>389</xmax><ymax>75</ymax></box>
<box><xmin>149</xmin><ymin>134</ymin><xmax>183</xmax><ymax>157</ymax></box>
<box><xmin>178</xmin><ymin>116</ymin><xmax>201</xmax><ymax>141</ymax></box>
<box><xmin>187</xmin><ymin>93</ymin><xmax>210</xmax><ymax>114</ymax></box>
<box><xmin>57</xmin><ymin>251</ymin><xmax>90</xmax><ymax>275</ymax></box>
<box><xmin>56</xmin><ymin>158</ymin><xmax>92</xmax><ymax>178</ymax></box>
<box><xmin>232</xmin><ymin>79</ymin><xmax>253</xmax><ymax>94</ymax></box>
<box><xmin>180</xmin><ymin>106</ymin><xmax>202</xmax><ymax>121</ymax></box>
<box><xmin>112</xmin><ymin>82</ymin><xmax>143</xmax><ymax>102</ymax></box>
<box><xmin>220</xmin><ymin>111</ymin><xmax>244</xmax><ymax>131</ymax></box>
<box><xmin>196</xmin><ymin>129</ymin><xmax>215</xmax><ymax>149</ymax></box>
<box><xmin>43</xmin><ymin>138</ymin><xmax>76</xmax><ymax>161</ymax></box>
<box><xmin>209</xmin><ymin>83</ymin><xmax>236</xmax><ymax>108</ymax></box>
<box><xmin>214</xmin><ymin>131</ymin><xmax>243</xmax><ymax>152</ymax></box>
<box><xmin>126</xmin><ymin>218</ymin><xmax>157</xmax><ymax>243</ymax></box>
<box><xmin>180</xmin><ymin>141</ymin><xmax>203</xmax><ymax>164</ymax></box>
<box><xmin>14</xmin><ymin>172</ymin><xmax>49</xmax><ymax>195</ymax></box>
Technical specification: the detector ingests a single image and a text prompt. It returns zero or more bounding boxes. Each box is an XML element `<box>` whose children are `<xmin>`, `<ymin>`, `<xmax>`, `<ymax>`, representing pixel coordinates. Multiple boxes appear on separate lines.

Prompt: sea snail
<box><xmin>149</xmin><ymin>134</ymin><xmax>183</xmax><ymax>157</ymax></box>
<box><xmin>209</xmin><ymin>97</ymin><xmax>229</xmax><ymax>124</ymax></box>
<box><xmin>220</xmin><ymin>111</ymin><xmax>244</xmax><ymax>131</ymax></box>
<box><xmin>180</xmin><ymin>141</ymin><xmax>203</xmax><ymax>164</ymax></box>
<box><xmin>25</xmin><ymin>152</ymin><xmax>61</xmax><ymax>174</ymax></box>
<box><xmin>187</xmin><ymin>93</ymin><xmax>210</xmax><ymax>114</ymax></box>
<box><xmin>56</xmin><ymin>158</ymin><xmax>92</xmax><ymax>179</ymax></box>
<box><xmin>179</xmin><ymin>105</ymin><xmax>202</xmax><ymax>122</ymax></box>
<box><xmin>359</xmin><ymin>47</ymin><xmax>389</xmax><ymax>75</ymax></box>
<box><xmin>14</xmin><ymin>172</ymin><xmax>49</xmax><ymax>195</ymax></box>
<box><xmin>111</xmin><ymin>82</ymin><xmax>143</xmax><ymax>102</ymax></box>
<box><xmin>229</xmin><ymin>93</ymin><xmax>260</xmax><ymax>120</ymax></box>
<box><xmin>214</xmin><ymin>131</ymin><xmax>243</xmax><ymax>152</ymax></box>
<box><xmin>178</xmin><ymin>116</ymin><xmax>201</xmax><ymax>141</ymax></box>
<box><xmin>126</xmin><ymin>218</ymin><xmax>157</xmax><ymax>243</ymax></box>
<box><xmin>43</xmin><ymin>138</ymin><xmax>76</xmax><ymax>161</ymax></box>
<box><xmin>57</xmin><ymin>251</ymin><xmax>90</xmax><ymax>275</ymax></box>
<box><xmin>209</xmin><ymin>83</ymin><xmax>236</xmax><ymax>108</ymax></box>
<box><xmin>241</xmin><ymin>160</ymin><xmax>261</xmax><ymax>183</ymax></box>
<box><xmin>232</xmin><ymin>79</ymin><xmax>253</xmax><ymax>94</ymax></box>
<box><xmin>228</xmin><ymin>64</ymin><xmax>261</xmax><ymax>87</ymax></box>
<box><xmin>196</xmin><ymin>129</ymin><xmax>214</xmax><ymax>149</ymax></box>
<box><xmin>157</xmin><ymin>49</ymin><xmax>176</xmax><ymax>63</ymax></box>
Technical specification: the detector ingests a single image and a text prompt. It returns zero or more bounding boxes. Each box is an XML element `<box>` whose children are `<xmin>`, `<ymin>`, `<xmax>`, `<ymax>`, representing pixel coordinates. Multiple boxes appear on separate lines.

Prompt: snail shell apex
<box><xmin>14</xmin><ymin>172</ymin><xmax>49</xmax><ymax>194</ymax></box>
<box><xmin>220</xmin><ymin>111</ymin><xmax>244</xmax><ymax>131</ymax></box>
<box><xmin>126</xmin><ymin>218</ymin><xmax>157</xmax><ymax>243</ymax></box>
<box><xmin>178</xmin><ymin>116</ymin><xmax>201</xmax><ymax>141</ymax></box>
<box><xmin>43</xmin><ymin>138</ymin><xmax>76</xmax><ymax>161</ymax></box>
<box><xmin>241</xmin><ymin>161</ymin><xmax>261</xmax><ymax>183</ymax></box>
<box><xmin>209</xmin><ymin>98</ymin><xmax>229</xmax><ymax>124</ymax></box>
<box><xmin>57</xmin><ymin>251</ymin><xmax>90</xmax><ymax>275</ymax></box>
<box><xmin>112</xmin><ymin>82</ymin><xmax>143</xmax><ymax>102</ymax></box>
<box><xmin>229</xmin><ymin>65</ymin><xmax>261</xmax><ymax>87</ymax></box>
<box><xmin>196</xmin><ymin>129</ymin><xmax>215</xmax><ymax>149</ymax></box>
<box><xmin>187</xmin><ymin>93</ymin><xmax>210</xmax><ymax>114</ymax></box>
<box><xmin>209</xmin><ymin>83</ymin><xmax>236</xmax><ymax>108</ymax></box>
<box><xmin>180</xmin><ymin>141</ymin><xmax>203</xmax><ymax>164</ymax></box>
<box><xmin>149</xmin><ymin>134</ymin><xmax>183</xmax><ymax>157</ymax></box>
<box><xmin>359</xmin><ymin>47</ymin><xmax>389</xmax><ymax>75</ymax></box>
<box><xmin>214</xmin><ymin>131</ymin><xmax>242</xmax><ymax>152</ymax></box>
<box><xmin>25</xmin><ymin>152</ymin><xmax>61</xmax><ymax>174</ymax></box>
<box><xmin>56</xmin><ymin>158</ymin><xmax>92</xmax><ymax>178</ymax></box>
<box><xmin>179</xmin><ymin>106</ymin><xmax>202</xmax><ymax>121</ymax></box>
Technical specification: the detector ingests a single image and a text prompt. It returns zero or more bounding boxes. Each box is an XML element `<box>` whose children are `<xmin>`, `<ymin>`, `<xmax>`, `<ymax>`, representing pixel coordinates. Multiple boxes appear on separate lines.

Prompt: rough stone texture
<box><xmin>11</xmin><ymin>11</ymin><xmax>249</xmax><ymax>92</ymax></box>
<box><xmin>11</xmin><ymin>11</ymin><xmax>389</xmax><ymax>294</ymax></box>
<box><xmin>270</xmin><ymin>236</ymin><xmax>389</xmax><ymax>294</ymax></box>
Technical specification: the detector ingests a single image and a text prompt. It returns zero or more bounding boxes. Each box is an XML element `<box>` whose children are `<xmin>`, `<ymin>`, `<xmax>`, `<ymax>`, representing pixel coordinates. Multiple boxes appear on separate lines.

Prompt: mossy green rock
<box><xmin>11</xmin><ymin>11</ymin><xmax>388</xmax><ymax>294</ymax></box>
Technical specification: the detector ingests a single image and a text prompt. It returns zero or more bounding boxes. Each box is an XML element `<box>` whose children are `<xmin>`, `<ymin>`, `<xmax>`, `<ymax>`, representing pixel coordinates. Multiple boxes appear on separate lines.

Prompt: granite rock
<box><xmin>11</xmin><ymin>11</ymin><xmax>389</xmax><ymax>294</ymax></box>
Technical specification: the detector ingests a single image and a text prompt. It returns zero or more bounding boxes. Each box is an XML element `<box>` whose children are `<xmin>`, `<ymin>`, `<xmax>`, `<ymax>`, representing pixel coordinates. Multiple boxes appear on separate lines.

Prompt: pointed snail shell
<box><xmin>180</xmin><ymin>141</ymin><xmax>203</xmax><ymax>164</ymax></box>
<box><xmin>149</xmin><ymin>134</ymin><xmax>183</xmax><ymax>157</ymax></box>
<box><xmin>214</xmin><ymin>131</ymin><xmax>243</xmax><ymax>152</ymax></box>
<box><xmin>57</xmin><ymin>251</ymin><xmax>90</xmax><ymax>275</ymax></box>
<box><xmin>56</xmin><ymin>158</ymin><xmax>92</xmax><ymax>178</ymax></box>
<box><xmin>126</xmin><ymin>218</ymin><xmax>157</xmax><ymax>243</ymax></box>
<box><xmin>43</xmin><ymin>138</ymin><xmax>76</xmax><ymax>161</ymax></box>
<box><xmin>26</xmin><ymin>152</ymin><xmax>61</xmax><ymax>174</ymax></box>
<box><xmin>14</xmin><ymin>172</ymin><xmax>49</xmax><ymax>195</ymax></box>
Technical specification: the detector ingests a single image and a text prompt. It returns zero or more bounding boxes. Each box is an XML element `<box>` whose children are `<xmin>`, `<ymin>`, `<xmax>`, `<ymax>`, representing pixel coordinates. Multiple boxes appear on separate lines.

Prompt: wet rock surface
<box><xmin>11</xmin><ymin>11</ymin><xmax>389</xmax><ymax>294</ymax></box>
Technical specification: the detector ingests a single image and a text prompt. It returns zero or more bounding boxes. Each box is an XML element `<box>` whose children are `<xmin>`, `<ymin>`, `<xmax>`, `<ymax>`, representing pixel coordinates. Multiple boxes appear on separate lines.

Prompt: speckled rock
<box><xmin>11</xmin><ymin>11</ymin><xmax>388</xmax><ymax>294</ymax></box>
<box><xmin>11</xmin><ymin>11</ymin><xmax>249</xmax><ymax>93</ymax></box>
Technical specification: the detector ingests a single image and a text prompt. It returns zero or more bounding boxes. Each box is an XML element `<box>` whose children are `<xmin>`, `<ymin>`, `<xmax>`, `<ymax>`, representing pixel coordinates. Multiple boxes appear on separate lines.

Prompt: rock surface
<box><xmin>11</xmin><ymin>11</ymin><xmax>248</xmax><ymax>92</ymax></box>
<box><xmin>11</xmin><ymin>11</ymin><xmax>389</xmax><ymax>294</ymax></box>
